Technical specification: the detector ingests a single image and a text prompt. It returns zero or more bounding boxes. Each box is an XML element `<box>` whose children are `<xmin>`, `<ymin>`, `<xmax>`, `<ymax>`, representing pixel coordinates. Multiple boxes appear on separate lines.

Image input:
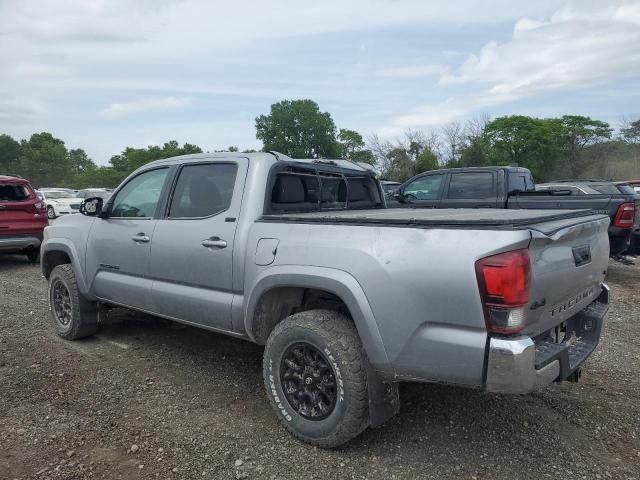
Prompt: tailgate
<box><xmin>522</xmin><ymin>214</ymin><xmax>609</xmax><ymax>337</ymax></box>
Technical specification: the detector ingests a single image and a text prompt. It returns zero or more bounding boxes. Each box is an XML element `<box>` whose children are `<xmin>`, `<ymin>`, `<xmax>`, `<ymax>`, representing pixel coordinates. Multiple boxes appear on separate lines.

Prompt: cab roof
<box><xmin>142</xmin><ymin>151</ymin><xmax>374</xmax><ymax>174</ymax></box>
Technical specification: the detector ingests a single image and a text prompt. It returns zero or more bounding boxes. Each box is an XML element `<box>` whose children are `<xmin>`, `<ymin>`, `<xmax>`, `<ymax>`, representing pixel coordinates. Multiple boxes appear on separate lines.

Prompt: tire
<box><xmin>26</xmin><ymin>248</ymin><xmax>40</xmax><ymax>264</ymax></box>
<box><xmin>48</xmin><ymin>264</ymin><xmax>99</xmax><ymax>340</ymax></box>
<box><xmin>47</xmin><ymin>206</ymin><xmax>56</xmax><ymax>219</ymax></box>
<box><xmin>263</xmin><ymin>309</ymin><xmax>369</xmax><ymax>448</ymax></box>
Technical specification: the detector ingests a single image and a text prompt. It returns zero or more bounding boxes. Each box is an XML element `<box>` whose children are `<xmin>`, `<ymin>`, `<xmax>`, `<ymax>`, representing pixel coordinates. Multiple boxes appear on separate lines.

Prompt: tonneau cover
<box><xmin>260</xmin><ymin>208</ymin><xmax>607</xmax><ymax>234</ymax></box>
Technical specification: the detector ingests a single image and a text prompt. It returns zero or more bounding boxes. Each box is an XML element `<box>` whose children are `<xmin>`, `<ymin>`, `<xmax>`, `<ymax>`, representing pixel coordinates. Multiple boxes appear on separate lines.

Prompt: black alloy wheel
<box><xmin>51</xmin><ymin>279</ymin><xmax>72</xmax><ymax>326</ymax></box>
<box><xmin>280</xmin><ymin>342</ymin><xmax>337</xmax><ymax>421</ymax></box>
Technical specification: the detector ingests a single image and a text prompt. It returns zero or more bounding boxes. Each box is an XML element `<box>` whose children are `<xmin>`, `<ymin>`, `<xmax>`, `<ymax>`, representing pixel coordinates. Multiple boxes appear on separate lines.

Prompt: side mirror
<box><xmin>80</xmin><ymin>197</ymin><xmax>104</xmax><ymax>217</ymax></box>
<box><xmin>394</xmin><ymin>191</ymin><xmax>406</xmax><ymax>203</ymax></box>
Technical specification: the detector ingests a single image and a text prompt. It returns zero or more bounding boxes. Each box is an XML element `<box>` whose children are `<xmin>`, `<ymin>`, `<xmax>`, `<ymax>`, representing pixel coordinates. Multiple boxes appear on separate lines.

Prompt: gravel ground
<box><xmin>0</xmin><ymin>255</ymin><xmax>638</xmax><ymax>480</ymax></box>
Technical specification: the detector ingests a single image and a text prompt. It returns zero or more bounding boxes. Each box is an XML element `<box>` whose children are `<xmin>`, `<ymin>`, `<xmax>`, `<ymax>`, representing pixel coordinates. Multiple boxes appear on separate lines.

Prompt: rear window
<box><xmin>447</xmin><ymin>172</ymin><xmax>496</xmax><ymax>199</ymax></box>
<box><xmin>508</xmin><ymin>171</ymin><xmax>535</xmax><ymax>193</ymax></box>
<box><xmin>269</xmin><ymin>170</ymin><xmax>381</xmax><ymax>213</ymax></box>
<box><xmin>0</xmin><ymin>184</ymin><xmax>29</xmax><ymax>201</ymax></box>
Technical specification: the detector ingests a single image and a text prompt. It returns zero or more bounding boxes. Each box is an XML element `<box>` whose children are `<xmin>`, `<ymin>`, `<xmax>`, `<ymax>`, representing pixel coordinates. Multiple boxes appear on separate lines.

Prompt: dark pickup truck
<box><xmin>389</xmin><ymin>166</ymin><xmax>639</xmax><ymax>255</ymax></box>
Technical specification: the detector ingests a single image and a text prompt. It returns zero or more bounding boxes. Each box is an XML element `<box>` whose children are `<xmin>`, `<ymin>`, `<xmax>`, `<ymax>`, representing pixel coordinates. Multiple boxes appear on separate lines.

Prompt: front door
<box><xmin>86</xmin><ymin>167</ymin><xmax>170</xmax><ymax>311</ymax></box>
<box><xmin>149</xmin><ymin>159</ymin><xmax>248</xmax><ymax>330</ymax></box>
<box><xmin>401</xmin><ymin>173</ymin><xmax>446</xmax><ymax>208</ymax></box>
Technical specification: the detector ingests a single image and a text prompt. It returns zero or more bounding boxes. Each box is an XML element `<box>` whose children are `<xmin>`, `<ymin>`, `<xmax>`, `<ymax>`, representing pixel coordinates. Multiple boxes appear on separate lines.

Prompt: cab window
<box><xmin>446</xmin><ymin>172</ymin><xmax>495</xmax><ymax>199</ymax></box>
<box><xmin>111</xmin><ymin>168</ymin><xmax>169</xmax><ymax>218</ymax></box>
<box><xmin>403</xmin><ymin>174</ymin><xmax>444</xmax><ymax>200</ymax></box>
<box><xmin>169</xmin><ymin>163</ymin><xmax>238</xmax><ymax>218</ymax></box>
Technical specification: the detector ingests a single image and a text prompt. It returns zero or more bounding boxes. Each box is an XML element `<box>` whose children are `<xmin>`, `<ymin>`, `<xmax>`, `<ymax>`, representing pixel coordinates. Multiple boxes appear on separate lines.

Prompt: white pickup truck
<box><xmin>41</xmin><ymin>152</ymin><xmax>610</xmax><ymax>447</ymax></box>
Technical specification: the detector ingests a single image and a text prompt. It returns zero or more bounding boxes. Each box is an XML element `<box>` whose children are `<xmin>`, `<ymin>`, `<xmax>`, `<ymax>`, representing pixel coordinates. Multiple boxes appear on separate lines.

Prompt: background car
<box><xmin>380</xmin><ymin>180</ymin><xmax>401</xmax><ymax>198</ymax></box>
<box><xmin>75</xmin><ymin>188</ymin><xmax>112</xmax><ymax>202</ymax></box>
<box><xmin>536</xmin><ymin>180</ymin><xmax>636</xmax><ymax>195</ymax></box>
<box><xmin>0</xmin><ymin>175</ymin><xmax>48</xmax><ymax>262</ymax></box>
<box><xmin>538</xmin><ymin>180</ymin><xmax>640</xmax><ymax>256</ymax></box>
<box><xmin>38</xmin><ymin>189</ymin><xmax>82</xmax><ymax>219</ymax></box>
<box><xmin>620</xmin><ymin>180</ymin><xmax>640</xmax><ymax>194</ymax></box>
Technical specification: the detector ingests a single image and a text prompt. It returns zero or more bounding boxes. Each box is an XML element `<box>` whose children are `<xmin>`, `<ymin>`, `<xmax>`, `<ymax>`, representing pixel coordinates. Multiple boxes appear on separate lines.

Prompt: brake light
<box><xmin>613</xmin><ymin>202</ymin><xmax>635</xmax><ymax>228</ymax></box>
<box><xmin>34</xmin><ymin>201</ymin><xmax>47</xmax><ymax>213</ymax></box>
<box><xmin>475</xmin><ymin>249</ymin><xmax>531</xmax><ymax>335</ymax></box>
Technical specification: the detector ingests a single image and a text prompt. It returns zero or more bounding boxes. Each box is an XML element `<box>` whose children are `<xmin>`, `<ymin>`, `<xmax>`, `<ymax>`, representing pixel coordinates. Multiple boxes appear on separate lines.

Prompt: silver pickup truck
<box><xmin>42</xmin><ymin>152</ymin><xmax>610</xmax><ymax>447</ymax></box>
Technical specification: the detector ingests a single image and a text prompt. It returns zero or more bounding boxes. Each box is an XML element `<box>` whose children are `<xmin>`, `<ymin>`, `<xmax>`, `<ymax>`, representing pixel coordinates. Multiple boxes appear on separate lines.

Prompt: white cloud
<box><xmin>0</xmin><ymin>0</ymin><xmax>637</xmax><ymax>162</ymax></box>
<box><xmin>386</xmin><ymin>2</ymin><xmax>640</xmax><ymax>131</ymax></box>
<box><xmin>100</xmin><ymin>97</ymin><xmax>193</xmax><ymax>117</ymax></box>
<box><xmin>378</xmin><ymin>64</ymin><xmax>447</xmax><ymax>78</ymax></box>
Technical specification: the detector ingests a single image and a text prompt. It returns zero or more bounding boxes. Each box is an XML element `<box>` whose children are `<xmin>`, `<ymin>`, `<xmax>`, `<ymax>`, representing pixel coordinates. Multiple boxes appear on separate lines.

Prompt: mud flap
<box><xmin>366</xmin><ymin>362</ymin><xmax>400</xmax><ymax>428</ymax></box>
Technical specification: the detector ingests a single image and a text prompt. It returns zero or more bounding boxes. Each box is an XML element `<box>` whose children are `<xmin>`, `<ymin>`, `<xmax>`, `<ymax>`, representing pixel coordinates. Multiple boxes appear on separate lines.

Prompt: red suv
<box><xmin>0</xmin><ymin>175</ymin><xmax>48</xmax><ymax>263</ymax></box>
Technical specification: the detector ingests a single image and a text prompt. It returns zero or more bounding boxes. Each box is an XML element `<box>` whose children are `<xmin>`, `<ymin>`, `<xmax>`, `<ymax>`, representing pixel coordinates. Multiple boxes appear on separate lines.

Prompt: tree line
<box><xmin>1</xmin><ymin>99</ymin><xmax>639</xmax><ymax>188</ymax></box>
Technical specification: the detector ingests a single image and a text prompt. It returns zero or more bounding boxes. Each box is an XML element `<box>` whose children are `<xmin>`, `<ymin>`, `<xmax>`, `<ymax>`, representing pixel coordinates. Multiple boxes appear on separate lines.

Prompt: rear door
<box><xmin>148</xmin><ymin>159</ymin><xmax>248</xmax><ymax>330</ymax></box>
<box><xmin>86</xmin><ymin>167</ymin><xmax>170</xmax><ymax>311</ymax></box>
<box><xmin>0</xmin><ymin>181</ymin><xmax>45</xmax><ymax>237</ymax></box>
<box><xmin>439</xmin><ymin>170</ymin><xmax>500</xmax><ymax>208</ymax></box>
<box><xmin>400</xmin><ymin>172</ymin><xmax>446</xmax><ymax>208</ymax></box>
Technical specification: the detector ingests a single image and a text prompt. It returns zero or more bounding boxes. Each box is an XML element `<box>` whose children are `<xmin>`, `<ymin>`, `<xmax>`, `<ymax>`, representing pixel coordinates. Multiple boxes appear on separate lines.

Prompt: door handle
<box><xmin>131</xmin><ymin>233</ymin><xmax>150</xmax><ymax>243</ymax></box>
<box><xmin>202</xmin><ymin>237</ymin><xmax>227</xmax><ymax>249</ymax></box>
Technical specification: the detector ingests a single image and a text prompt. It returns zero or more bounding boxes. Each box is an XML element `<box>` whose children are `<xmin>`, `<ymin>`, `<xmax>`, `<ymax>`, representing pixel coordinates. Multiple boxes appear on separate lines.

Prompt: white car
<box><xmin>38</xmin><ymin>189</ymin><xmax>82</xmax><ymax>219</ymax></box>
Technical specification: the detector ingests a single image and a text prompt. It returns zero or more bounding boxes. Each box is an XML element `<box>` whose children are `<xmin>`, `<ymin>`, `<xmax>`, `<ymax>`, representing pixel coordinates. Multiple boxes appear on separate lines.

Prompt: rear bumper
<box><xmin>0</xmin><ymin>235</ymin><xmax>42</xmax><ymax>253</ymax></box>
<box><xmin>485</xmin><ymin>284</ymin><xmax>609</xmax><ymax>394</ymax></box>
<box><xmin>608</xmin><ymin>226</ymin><xmax>631</xmax><ymax>255</ymax></box>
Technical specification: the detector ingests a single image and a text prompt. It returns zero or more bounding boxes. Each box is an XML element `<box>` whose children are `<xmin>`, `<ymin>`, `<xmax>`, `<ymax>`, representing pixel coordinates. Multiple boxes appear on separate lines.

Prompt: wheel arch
<box><xmin>245</xmin><ymin>265</ymin><xmax>392</xmax><ymax>376</ymax></box>
<box><xmin>41</xmin><ymin>240</ymin><xmax>92</xmax><ymax>298</ymax></box>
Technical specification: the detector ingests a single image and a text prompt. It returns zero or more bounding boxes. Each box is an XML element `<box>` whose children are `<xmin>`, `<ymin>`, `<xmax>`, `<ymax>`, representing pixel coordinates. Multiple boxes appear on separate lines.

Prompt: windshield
<box><xmin>45</xmin><ymin>191</ymin><xmax>75</xmax><ymax>199</ymax></box>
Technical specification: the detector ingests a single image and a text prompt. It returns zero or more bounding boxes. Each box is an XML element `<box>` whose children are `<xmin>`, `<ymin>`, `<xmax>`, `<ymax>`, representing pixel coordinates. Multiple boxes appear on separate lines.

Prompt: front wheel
<box><xmin>49</xmin><ymin>264</ymin><xmax>99</xmax><ymax>340</ymax></box>
<box><xmin>263</xmin><ymin>309</ymin><xmax>369</xmax><ymax>448</ymax></box>
<box><xmin>47</xmin><ymin>206</ymin><xmax>56</xmax><ymax>219</ymax></box>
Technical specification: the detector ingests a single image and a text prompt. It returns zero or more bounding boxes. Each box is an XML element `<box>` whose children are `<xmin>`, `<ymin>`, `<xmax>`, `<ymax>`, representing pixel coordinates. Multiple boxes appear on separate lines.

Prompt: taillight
<box><xmin>613</xmin><ymin>202</ymin><xmax>635</xmax><ymax>228</ymax></box>
<box><xmin>475</xmin><ymin>249</ymin><xmax>531</xmax><ymax>335</ymax></box>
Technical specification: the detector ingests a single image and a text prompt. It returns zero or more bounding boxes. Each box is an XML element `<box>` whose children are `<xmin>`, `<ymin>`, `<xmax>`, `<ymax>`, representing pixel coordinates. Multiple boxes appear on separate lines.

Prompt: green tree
<box><xmin>559</xmin><ymin>115</ymin><xmax>612</xmax><ymax>177</ymax></box>
<box><xmin>337</xmin><ymin>128</ymin><xmax>375</xmax><ymax>164</ymax></box>
<box><xmin>385</xmin><ymin>148</ymin><xmax>414</xmax><ymax>181</ymax></box>
<box><xmin>255</xmin><ymin>99</ymin><xmax>340</xmax><ymax>158</ymax></box>
<box><xmin>0</xmin><ymin>134</ymin><xmax>20</xmax><ymax>174</ymax></box>
<box><xmin>483</xmin><ymin>116</ymin><xmax>563</xmax><ymax>181</ymax></box>
<box><xmin>18</xmin><ymin>132</ymin><xmax>70</xmax><ymax>187</ymax></box>
<box><xmin>109</xmin><ymin>141</ymin><xmax>202</xmax><ymax>179</ymax></box>
<box><xmin>621</xmin><ymin>119</ymin><xmax>640</xmax><ymax>143</ymax></box>
<box><xmin>414</xmin><ymin>148</ymin><xmax>439</xmax><ymax>174</ymax></box>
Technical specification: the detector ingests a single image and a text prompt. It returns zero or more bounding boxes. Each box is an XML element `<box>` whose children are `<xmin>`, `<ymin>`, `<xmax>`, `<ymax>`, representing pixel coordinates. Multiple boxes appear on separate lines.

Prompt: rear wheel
<box><xmin>263</xmin><ymin>309</ymin><xmax>369</xmax><ymax>448</ymax></box>
<box><xmin>47</xmin><ymin>206</ymin><xmax>56</xmax><ymax>219</ymax></box>
<box><xmin>49</xmin><ymin>264</ymin><xmax>99</xmax><ymax>340</ymax></box>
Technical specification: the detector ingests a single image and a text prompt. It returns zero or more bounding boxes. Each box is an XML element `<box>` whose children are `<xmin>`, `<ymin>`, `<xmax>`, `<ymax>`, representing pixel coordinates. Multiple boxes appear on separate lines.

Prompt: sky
<box><xmin>1</xmin><ymin>0</ymin><xmax>639</xmax><ymax>165</ymax></box>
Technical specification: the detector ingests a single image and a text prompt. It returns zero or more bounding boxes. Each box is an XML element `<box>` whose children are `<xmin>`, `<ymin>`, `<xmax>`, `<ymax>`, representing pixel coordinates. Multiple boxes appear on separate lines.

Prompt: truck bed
<box><xmin>260</xmin><ymin>208</ymin><xmax>604</xmax><ymax>234</ymax></box>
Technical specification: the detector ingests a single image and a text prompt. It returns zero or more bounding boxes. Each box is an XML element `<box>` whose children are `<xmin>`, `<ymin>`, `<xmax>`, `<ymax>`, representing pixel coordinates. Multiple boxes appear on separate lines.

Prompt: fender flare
<box><xmin>41</xmin><ymin>239</ymin><xmax>93</xmax><ymax>299</ymax></box>
<box><xmin>244</xmin><ymin>265</ymin><xmax>393</xmax><ymax>376</ymax></box>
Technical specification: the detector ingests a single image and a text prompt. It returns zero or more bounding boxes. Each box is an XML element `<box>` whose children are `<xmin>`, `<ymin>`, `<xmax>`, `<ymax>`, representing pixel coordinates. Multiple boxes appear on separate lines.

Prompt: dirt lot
<box><xmin>0</xmin><ymin>256</ymin><xmax>638</xmax><ymax>480</ymax></box>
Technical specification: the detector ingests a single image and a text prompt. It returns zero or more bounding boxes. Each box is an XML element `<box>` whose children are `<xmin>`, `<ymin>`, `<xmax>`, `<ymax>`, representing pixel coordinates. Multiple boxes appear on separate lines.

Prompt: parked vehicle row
<box><xmin>536</xmin><ymin>179</ymin><xmax>640</xmax><ymax>255</ymax></box>
<box><xmin>386</xmin><ymin>167</ymin><xmax>639</xmax><ymax>256</ymax></box>
<box><xmin>41</xmin><ymin>152</ymin><xmax>610</xmax><ymax>448</ymax></box>
<box><xmin>36</xmin><ymin>188</ymin><xmax>112</xmax><ymax>219</ymax></box>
